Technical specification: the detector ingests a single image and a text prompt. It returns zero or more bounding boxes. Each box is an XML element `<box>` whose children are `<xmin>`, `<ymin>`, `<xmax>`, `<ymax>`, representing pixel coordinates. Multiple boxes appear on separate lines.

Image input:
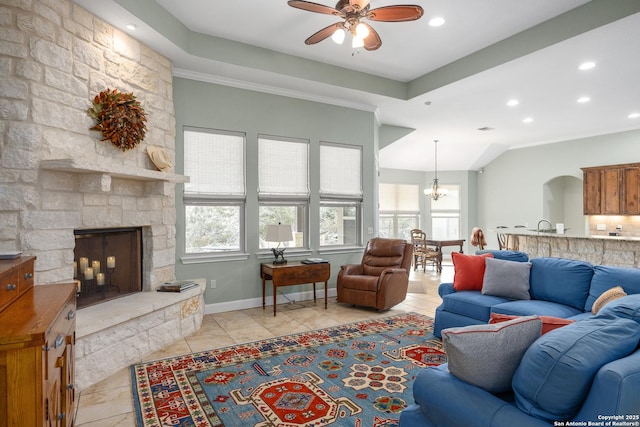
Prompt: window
<box><xmin>378</xmin><ymin>183</ymin><xmax>420</xmax><ymax>240</ymax></box>
<box><xmin>258</xmin><ymin>135</ymin><xmax>309</xmax><ymax>249</ymax></box>
<box><xmin>183</xmin><ymin>127</ymin><xmax>245</xmax><ymax>255</ymax></box>
<box><xmin>431</xmin><ymin>184</ymin><xmax>460</xmax><ymax>240</ymax></box>
<box><xmin>319</xmin><ymin>143</ymin><xmax>362</xmax><ymax>247</ymax></box>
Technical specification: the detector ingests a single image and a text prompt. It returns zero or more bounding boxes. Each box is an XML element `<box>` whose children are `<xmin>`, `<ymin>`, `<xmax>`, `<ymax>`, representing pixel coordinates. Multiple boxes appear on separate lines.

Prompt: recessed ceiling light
<box><xmin>523</xmin><ymin>117</ymin><xmax>533</xmax><ymax>124</ymax></box>
<box><xmin>506</xmin><ymin>99</ymin><xmax>519</xmax><ymax>107</ymax></box>
<box><xmin>577</xmin><ymin>96</ymin><xmax>591</xmax><ymax>103</ymax></box>
<box><xmin>579</xmin><ymin>61</ymin><xmax>596</xmax><ymax>70</ymax></box>
<box><xmin>429</xmin><ymin>17</ymin><xmax>445</xmax><ymax>27</ymax></box>
<box><xmin>126</xmin><ymin>24</ymin><xmax>137</xmax><ymax>31</ymax></box>
<box><xmin>629</xmin><ymin>112</ymin><xmax>640</xmax><ymax>119</ymax></box>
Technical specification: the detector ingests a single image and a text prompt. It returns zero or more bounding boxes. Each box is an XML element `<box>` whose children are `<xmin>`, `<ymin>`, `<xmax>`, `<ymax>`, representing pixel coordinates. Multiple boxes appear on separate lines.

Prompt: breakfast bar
<box><xmin>503</xmin><ymin>229</ymin><xmax>640</xmax><ymax>267</ymax></box>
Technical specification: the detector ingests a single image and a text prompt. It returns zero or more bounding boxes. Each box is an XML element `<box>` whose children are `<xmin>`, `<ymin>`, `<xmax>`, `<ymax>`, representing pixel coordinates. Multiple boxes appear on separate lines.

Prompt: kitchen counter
<box><xmin>501</xmin><ymin>229</ymin><xmax>640</xmax><ymax>267</ymax></box>
<box><xmin>503</xmin><ymin>228</ymin><xmax>640</xmax><ymax>241</ymax></box>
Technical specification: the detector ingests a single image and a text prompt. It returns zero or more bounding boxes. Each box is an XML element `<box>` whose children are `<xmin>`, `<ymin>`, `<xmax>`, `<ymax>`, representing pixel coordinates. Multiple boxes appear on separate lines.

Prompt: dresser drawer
<box><xmin>0</xmin><ymin>270</ymin><xmax>20</xmax><ymax>309</ymax></box>
<box><xmin>0</xmin><ymin>256</ymin><xmax>35</xmax><ymax>313</ymax></box>
<box><xmin>19</xmin><ymin>258</ymin><xmax>35</xmax><ymax>292</ymax></box>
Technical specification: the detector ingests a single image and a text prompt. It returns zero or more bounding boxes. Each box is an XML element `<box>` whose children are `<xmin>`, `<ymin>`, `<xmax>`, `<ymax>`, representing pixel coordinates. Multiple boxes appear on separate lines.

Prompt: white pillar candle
<box><xmin>106</xmin><ymin>256</ymin><xmax>116</xmax><ymax>269</ymax></box>
<box><xmin>79</xmin><ymin>257</ymin><xmax>89</xmax><ymax>272</ymax></box>
<box><xmin>92</xmin><ymin>260</ymin><xmax>100</xmax><ymax>275</ymax></box>
<box><xmin>96</xmin><ymin>272</ymin><xmax>105</xmax><ymax>286</ymax></box>
<box><xmin>75</xmin><ymin>279</ymin><xmax>81</xmax><ymax>293</ymax></box>
<box><xmin>84</xmin><ymin>267</ymin><xmax>94</xmax><ymax>280</ymax></box>
<box><xmin>73</xmin><ymin>261</ymin><xmax>77</xmax><ymax>279</ymax></box>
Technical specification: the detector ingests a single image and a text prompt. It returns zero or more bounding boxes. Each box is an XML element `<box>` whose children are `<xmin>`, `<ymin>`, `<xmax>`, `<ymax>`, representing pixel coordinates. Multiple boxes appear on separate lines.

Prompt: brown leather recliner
<box><xmin>337</xmin><ymin>238</ymin><xmax>413</xmax><ymax>310</ymax></box>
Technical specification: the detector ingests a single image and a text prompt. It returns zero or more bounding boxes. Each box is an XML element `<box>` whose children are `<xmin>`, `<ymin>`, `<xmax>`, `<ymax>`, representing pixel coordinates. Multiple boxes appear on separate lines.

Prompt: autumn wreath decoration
<box><xmin>88</xmin><ymin>88</ymin><xmax>147</xmax><ymax>151</ymax></box>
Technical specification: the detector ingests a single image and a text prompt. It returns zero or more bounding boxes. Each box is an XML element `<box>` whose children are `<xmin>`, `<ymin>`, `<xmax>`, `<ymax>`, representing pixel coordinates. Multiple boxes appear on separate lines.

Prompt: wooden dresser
<box><xmin>0</xmin><ymin>257</ymin><xmax>76</xmax><ymax>427</ymax></box>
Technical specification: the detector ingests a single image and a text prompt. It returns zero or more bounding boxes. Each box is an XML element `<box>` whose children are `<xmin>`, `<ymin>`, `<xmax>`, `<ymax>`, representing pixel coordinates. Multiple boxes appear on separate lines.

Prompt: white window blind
<box><xmin>320</xmin><ymin>143</ymin><xmax>362</xmax><ymax>198</ymax></box>
<box><xmin>184</xmin><ymin>128</ymin><xmax>245</xmax><ymax>196</ymax></box>
<box><xmin>258</xmin><ymin>136</ymin><xmax>309</xmax><ymax>197</ymax></box>
<box><xmin>379</xmin><ymin>183</ymin><xmax>419</xmax><ymax>212</ymax></box>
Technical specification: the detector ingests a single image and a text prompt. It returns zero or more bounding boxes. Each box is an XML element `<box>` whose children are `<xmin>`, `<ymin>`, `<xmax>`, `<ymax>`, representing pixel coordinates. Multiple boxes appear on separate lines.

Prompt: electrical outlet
<box><xmin>367</xmin><ymin>227</ymin><xmax>374</xmax><ymax>235</ymax></box>
<box><xmin>596</xmin><ymin>224</ymin><xmax>606</xmax><ymax>231</ymax></box>
<box><xmin>210</xmin><ymin>279</ymin><xmax>216</xmax><ymax>289</ymax></box>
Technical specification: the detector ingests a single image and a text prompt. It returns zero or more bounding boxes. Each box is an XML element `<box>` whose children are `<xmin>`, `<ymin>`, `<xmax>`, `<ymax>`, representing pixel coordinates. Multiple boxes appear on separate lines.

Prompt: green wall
<box><xmin>173</xmin><ymin>77</ymin><xmax>378</xmax><ymax>311</ymax></box>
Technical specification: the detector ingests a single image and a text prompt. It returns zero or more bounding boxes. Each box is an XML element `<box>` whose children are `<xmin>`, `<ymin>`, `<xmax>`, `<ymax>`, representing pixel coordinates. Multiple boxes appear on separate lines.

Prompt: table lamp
<box><xmin>265</xmin><ymin>223</ymin><xmax>293</xmax><ymax>264</ymax></box>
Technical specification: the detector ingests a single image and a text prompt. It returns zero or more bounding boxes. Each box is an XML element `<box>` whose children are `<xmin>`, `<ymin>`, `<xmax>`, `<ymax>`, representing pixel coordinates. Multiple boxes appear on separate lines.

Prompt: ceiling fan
<box><xmin>287</xmin><ymin>0</ymin><xmax>424</xmax><ymax>51</ymax></box>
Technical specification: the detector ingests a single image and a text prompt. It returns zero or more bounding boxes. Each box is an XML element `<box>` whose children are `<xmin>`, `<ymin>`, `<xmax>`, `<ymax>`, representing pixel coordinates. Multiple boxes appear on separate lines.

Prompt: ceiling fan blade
<box><xmin>288</xmin><ymin>0</ymin><xmax>341</xmax><ymax>16</ymax></box>
<box><xmin>362</xmin><ymin>23</ymin><xmax>381</xmax><ymax>51</ymax></box>
<box><xmin>305</xmin><ymin>22</ymin><xmax>344</xmax><ymax>45</ymax></box>
<box><xmin>349</xmin><ymin>0</ymin><xmax>370</xmax><ymax>11</ymax></box>
<box><xmin>367</xmin><ymin>5</ymin><xmax>424</xmax><ymax>22</ymax></box>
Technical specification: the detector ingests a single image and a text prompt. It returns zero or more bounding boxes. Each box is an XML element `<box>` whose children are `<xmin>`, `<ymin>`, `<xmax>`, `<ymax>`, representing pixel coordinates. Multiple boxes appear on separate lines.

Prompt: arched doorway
<box><xmin>542</xmin><ymin>175</ymin><xmax>586</xmax><ymax>236</ymax></box>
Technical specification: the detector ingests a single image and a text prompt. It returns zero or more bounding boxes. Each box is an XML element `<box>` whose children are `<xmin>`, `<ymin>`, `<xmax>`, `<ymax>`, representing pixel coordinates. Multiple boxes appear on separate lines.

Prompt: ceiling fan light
<box><xmin>355</xmin><ymin>22</ymin><xmax>369</xmax><ymax>38</ymax></box>
<box><xmin>331</xmin><ymin>28</ymin><xmax>345</xmax><ymax>44</ymax></box>
<box><xmin>352</xmin><ymin>36</ymin><xmax>364</xmax><ymax>48</ymax></box>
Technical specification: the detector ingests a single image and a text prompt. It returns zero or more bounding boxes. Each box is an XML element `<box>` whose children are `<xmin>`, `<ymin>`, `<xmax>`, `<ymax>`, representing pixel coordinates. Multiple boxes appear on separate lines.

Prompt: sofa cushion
<box><xmin>512</xmin><ymin>315</ymin><xmax>640</xmax><ymax>422</ymax></box>
<box><xmin>442</xmin><ymin>316</ymin><xmax>542</xmax><ymax>393</ymax></box>
<box><xmin>489</xmin><ymin>312</ymin><xmax>574</xmax><ymax>335</ymax></box>
<box><xmin>482</xmin><ymin>257</ymin><xmax>532</xmax><ymax>300</ymax></box>
<box><xmin>529</xmin><ymin>258</ymin><xmax>593</xmax><ymax>311</ymax></box>
<box><xmin>598</xmin><ymin>294</ymin><xmax>640</xmax><ymax>324</ymax></box>
<box><xmin>592</xmin><ymin>286</ymin><xmax>627</xmax><ymax>314</ymax></box>
<box><xmin>452</xmin><ymin>252</ymin><xmax>494</xmax><ymax>291</ymax></box>
<box><xmin>442</xmin><ymin>291</ymin><xmax>510</xmax><ymax>322</ymax></box>
<box><xmin>475</xmin><ymin>249</ymin><xmax>529</xmax><ymax>262</ymax></box>
<box><xmin>492</xmin><ymin>298</ymin><xmax>583</xmax><ymax>319</ymax></box>
<box><xmin>585</xmin><ymin>265</ymin><xmax>640</xmax><ymax>312</ymax></box>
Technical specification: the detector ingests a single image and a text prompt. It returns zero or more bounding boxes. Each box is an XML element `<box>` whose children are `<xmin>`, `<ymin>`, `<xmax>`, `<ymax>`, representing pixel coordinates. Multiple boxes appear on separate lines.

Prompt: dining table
<box><xmin>424</xmin><ymin>239</ymin><xmax>465</xmax><ymax>273</ymax></box>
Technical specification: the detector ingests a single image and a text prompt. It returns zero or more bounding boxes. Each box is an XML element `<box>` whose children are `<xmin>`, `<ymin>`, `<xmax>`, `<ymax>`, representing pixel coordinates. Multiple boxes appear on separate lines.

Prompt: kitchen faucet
<box><xmin>537</xmin><ymin>219</ymin><xmax>553</xmax><ymax>232</ymax></box>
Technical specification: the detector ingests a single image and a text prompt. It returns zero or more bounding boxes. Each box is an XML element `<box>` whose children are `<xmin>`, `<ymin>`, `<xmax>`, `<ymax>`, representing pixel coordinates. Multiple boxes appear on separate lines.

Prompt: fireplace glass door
<box><xmin>74</xmin><ymin>228</ymin><xmax>142</xmax><ymax>309</ymax></box>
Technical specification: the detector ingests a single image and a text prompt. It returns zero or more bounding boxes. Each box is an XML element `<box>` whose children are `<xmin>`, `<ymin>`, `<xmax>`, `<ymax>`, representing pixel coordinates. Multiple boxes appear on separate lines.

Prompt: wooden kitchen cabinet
<box><xmin>0</xmin><ymin>279</ymin><xmax>76</xmax><ymax>427</ymax></box>
<box><xmin>623</xmin><ymin>166</ymin><xmax>640</xmax><ymax>214</ymax></box>
<box><xmin>583</xmin><ymin>168</ymin><xmax>603</xmax><ymax>214</ymax></box>
<box><xmin>582</xmin><ymin>163</ymin><xmax>640</xmax><ymax>215</ymax></box>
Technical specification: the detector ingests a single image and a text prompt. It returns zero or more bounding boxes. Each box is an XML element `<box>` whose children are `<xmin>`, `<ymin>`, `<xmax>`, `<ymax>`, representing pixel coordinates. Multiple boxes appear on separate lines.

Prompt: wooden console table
<box><xmin>425</xmin><ymin>239</ymin><xmax>465</xmax><ymax>273</ymax></box>
<box><xmin>261</xmin><ymin>262</ymin><xmax>330</xmax><ymax>316</ymax></box>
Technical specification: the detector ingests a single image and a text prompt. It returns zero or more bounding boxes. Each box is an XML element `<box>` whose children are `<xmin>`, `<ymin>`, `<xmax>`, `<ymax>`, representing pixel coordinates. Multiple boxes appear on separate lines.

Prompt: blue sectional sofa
<box><xmin>400</xmin><ymin>253</ymin><xmax>640</xmax><ymax>427</ymax></box>
<box><xmin>433</xmin><ymin>252</ymin><xmax>640</xmax><ymax>337</ymax></box>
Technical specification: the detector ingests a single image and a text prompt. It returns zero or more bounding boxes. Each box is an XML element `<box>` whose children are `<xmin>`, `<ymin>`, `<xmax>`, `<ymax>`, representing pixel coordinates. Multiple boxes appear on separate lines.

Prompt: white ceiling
<box><xmin>74</xmin><ymin>0</ymin><xmax>640</xmax><ymax>172</ymax></box>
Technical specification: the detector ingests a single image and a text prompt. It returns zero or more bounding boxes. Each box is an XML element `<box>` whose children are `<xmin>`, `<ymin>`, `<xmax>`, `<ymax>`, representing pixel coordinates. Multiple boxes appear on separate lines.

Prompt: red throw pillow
<box><xmin>489</xmin><ymin>313</ymin><xmax>575</xmax><ymax>335</ymax></box>
<box><xmin>452</xmin><ymin>252</ymin><xmax>494</xmax><ymax>291</ymax></box>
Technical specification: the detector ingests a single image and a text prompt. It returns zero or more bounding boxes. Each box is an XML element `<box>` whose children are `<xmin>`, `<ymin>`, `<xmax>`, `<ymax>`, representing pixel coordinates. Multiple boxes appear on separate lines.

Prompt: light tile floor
<box><xmin>74</xmin><ymin>263</ymin><xmax>453</xmax><ymax>426</ymax></box>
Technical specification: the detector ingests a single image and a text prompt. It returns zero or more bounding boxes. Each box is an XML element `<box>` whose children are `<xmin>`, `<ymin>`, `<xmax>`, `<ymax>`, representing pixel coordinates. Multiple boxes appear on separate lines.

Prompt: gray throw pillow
<box><xmin>482</xmin><ymin>257</ymin><xmax>532</xmax><ymax>300</ymax></box>
<box><xmin>442</xmin><ymin>316</ymin><xmax>542</xmax><ymax>393</ymax></box>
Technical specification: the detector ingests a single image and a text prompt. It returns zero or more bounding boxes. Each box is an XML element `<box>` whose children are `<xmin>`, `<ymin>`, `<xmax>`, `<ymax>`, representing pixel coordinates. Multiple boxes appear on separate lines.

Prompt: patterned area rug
<box><xmin>130</xmin><ymin>312</ymin><xmax>445</xmax><ymax>427</ymax></box>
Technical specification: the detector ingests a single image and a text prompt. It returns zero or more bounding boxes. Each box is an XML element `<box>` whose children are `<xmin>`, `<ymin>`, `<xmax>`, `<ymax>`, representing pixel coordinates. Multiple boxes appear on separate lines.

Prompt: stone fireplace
<box><xmin>0</xmin><ymin>0</ymin><xmax>204</xmax><ymax>391</ymax></box>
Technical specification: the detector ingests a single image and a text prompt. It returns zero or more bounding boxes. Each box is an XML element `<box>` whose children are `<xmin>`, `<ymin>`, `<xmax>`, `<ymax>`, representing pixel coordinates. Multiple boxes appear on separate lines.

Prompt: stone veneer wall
<box><xmin>0</xmin><ymin>0</ymin><xmax>176</xmax><ymax>285</ymax></box>
<box><xmin>0</xmin><ymin>0</ymin><xmax>203</xmax><ymax>391</ymax></box>
<box><xmin>517</xmin><ymin>235</ymin><xmax>640</xmax><ymax>267</ymax></box>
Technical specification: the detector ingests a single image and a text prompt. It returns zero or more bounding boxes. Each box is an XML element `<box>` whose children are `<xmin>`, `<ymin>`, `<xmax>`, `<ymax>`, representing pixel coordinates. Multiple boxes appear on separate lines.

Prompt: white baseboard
<box><xmin>204</xmin><ymin>288</ymin><xmax>338</xmax><ymax>315</ymax></box>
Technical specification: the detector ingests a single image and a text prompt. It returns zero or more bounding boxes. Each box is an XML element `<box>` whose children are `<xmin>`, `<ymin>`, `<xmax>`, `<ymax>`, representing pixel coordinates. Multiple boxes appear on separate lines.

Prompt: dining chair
<box><xmin>410</xmin><ymin>229</ymin><xmax>439</xmax><ymax>272</ymax></box>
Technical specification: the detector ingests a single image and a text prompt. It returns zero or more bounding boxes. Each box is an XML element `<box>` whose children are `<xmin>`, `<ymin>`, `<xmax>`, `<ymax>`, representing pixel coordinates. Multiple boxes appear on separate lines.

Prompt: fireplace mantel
<box><xmin>40</xmin><ymin>158</ymin><xmax>189</xmax><ymax>184</ymax></box>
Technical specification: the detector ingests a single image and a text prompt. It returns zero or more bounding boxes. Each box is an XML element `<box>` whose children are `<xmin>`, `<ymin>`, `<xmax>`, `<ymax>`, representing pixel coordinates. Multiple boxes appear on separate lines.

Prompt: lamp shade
<box><xmin>265</xmin><ymin>224</ymin><xmax>293</xmax><ymax>243</ymax></box>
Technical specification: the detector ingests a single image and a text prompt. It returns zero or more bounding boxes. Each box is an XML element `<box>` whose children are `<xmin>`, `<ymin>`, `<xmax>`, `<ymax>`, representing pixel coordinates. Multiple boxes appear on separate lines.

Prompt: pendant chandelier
<box><xmin>424</xmin><ymin>139</ymin><xmax>448</xmax><ymax>201</ymax></box>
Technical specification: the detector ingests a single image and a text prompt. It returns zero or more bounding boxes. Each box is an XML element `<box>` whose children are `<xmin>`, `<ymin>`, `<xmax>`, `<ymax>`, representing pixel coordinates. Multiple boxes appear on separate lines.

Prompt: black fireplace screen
<box><xmin>74</xmin><ymin>227</ymin><xmax>142</xmax><ymax>309</ymax></box>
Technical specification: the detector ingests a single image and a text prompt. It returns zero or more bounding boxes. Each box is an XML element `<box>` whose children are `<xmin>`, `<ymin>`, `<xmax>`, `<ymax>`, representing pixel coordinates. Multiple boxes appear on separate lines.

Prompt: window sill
<box><xmin>318</xmin><ymin>246</ymin><xmax>364</xmax><ymax>255</ymax></box>
<box><xmin>180</xmin><ymin>252</ymin><xmax>250</xmax><ymax>264</ymax></box>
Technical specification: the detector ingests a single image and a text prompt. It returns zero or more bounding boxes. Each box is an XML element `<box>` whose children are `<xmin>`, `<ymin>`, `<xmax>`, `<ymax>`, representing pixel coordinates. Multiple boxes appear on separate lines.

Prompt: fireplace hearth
<box><xmin>74</xmin><ymin>228</ymin><xmax>142</xmax><ymax>309</ymax></box>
